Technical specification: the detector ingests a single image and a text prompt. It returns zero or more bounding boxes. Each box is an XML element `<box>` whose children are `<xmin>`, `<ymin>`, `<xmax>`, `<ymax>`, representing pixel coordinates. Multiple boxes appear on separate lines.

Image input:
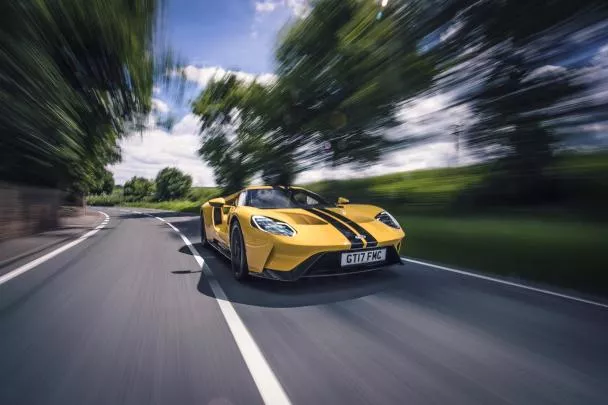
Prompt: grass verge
<box><xmin>122</xmin><ymin>200</ymin><xmax>201</xmax><ymax>213</ymax></box>
<box><xmin>397</xmin><ymin>213</ymin><xmax>607</xmax><ymax>295</ymax></box>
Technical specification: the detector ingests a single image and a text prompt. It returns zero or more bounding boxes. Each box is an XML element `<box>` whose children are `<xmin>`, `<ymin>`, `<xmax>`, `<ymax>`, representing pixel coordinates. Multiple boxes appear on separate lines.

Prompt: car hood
<box><xmin>259</xmin><ymin>205</ymin><xmax>383</xmax><ymax>226</ymax></box>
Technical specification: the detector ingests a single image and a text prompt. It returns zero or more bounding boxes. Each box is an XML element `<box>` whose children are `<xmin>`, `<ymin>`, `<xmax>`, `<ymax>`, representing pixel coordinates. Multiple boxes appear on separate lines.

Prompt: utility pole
<box><xmin>451</xmin><ymin>123</ymin><xmax>461</xmax><ymax>166</ymax></box>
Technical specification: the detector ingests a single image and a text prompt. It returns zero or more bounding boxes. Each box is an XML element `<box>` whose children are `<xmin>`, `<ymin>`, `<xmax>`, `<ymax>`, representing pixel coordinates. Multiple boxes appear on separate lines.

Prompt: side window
<box><xmin>213</xmin><ymin>207</ymin><xmax>222</xmax><ymax>225</ymax></box>
<box><xmin>237</xmin><ymin>191</ymin><xmax>247</xmax><ymax>207</ymax></box>
<box><xmin>293</xmin><ymin>190</ymin><xmax>321</xmax><ymax>206</ymax></box>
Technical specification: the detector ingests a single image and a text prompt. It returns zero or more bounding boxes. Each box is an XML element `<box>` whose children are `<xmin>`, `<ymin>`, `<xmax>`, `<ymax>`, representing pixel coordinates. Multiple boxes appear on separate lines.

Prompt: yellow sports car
<box><xmin>200</xmin><ymin>186</ymin><xmax>405</xmax><ymax>281</ymax></box>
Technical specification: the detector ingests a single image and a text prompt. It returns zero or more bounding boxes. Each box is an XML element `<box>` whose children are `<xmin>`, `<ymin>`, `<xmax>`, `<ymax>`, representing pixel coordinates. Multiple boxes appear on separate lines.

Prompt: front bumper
<box><xmin>258</xmin><ymin>246</ymin><xmax>403</xmax><ymax>281</ymax></box>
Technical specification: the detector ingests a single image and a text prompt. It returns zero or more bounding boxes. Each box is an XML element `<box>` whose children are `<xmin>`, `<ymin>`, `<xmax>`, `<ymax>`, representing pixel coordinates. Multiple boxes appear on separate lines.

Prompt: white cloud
<box><xmin>440</xmin><ymin>21</ymin><xmax>463</xmax><ymax>42</ymax></box>
<box><xmin>285</xmin><ymin>0</ymin><xmax>310</xmax><ymax>18</ymax></box>
<box><xmin>181</xmin><ymin>65</ymin><xmax>277</xmax><ymax>87</ymax></box>
<box><xmin>582</xmin><ymin>43</ymin><xmax>608</xmax><ymax>86</ymax></box>
<box><xmin>297</xmin><ymin>91</ymin><xmax>477</xmax><ymax>183</ymax></box>
<box><xmin>171</xmin><ymin>113</ymin><xmax>201</xmax><ymax>134</ymax></box>
<box><xmin>111</xmin><ymin>114</ymin><xmax>215</xmax><ymax>186</ymax></box>
<box><xmin>254</xmin><ymin>0</ymin><xmax>309</xmax><ymax>18</ymax></box>
<box><xmin>393</xmin><ymin>92</ymin><xmax>474</xmax><ymax>139</ymax></box>
<box><xmin>297</xmin><ymin>141</ymin><xmax>477</xmax><ymax>184</ymax></box>
<box><xmin>114</xmin><ymin>92</ymin><xmax>476</xmax><ymax>187</ymax></box>
<box><xmin>255</xmin><ymin>1</ymin><xmax>278</xmax><ymax>13</ymax></box>
<box><xmin>523</xmin><ymin>65</ymin><xmax>567</xmax><ymax>82</ymax></box>
<box><xmin>152</xmin><ymin>98</ymin><xmax>170</xmax><ymax>114</ymax></box>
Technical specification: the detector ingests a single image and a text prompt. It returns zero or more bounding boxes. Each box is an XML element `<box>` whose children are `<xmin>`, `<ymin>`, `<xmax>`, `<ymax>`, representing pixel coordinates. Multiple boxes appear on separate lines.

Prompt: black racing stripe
<box><xmin>303</xmin><ymin>208</ymin><xmax>363</xmax><ymax>249</ymax></box>
<box><xmin>317</xmin><ymin>208</ymin><xmax>378</xmax><ymax>248</ymax></box>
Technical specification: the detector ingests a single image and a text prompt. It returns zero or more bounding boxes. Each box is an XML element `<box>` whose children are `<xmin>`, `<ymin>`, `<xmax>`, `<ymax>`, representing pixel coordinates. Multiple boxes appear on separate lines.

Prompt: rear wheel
<box><xmin>200</xmin><ymin>213</ymin><xmax>209</xmax><ymax>248</ymax></box>
<box><xmin>230</xmin><ymin>221</ymin><xmax>249</xmax><ymax>281</ymax></box>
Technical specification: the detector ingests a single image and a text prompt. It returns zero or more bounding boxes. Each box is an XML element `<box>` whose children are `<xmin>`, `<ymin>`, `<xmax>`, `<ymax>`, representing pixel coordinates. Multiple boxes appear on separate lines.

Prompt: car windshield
<box><xmin>246</xmin><ymin>188</ymin><xmax>333</xmax><ymax>209</ymax></box>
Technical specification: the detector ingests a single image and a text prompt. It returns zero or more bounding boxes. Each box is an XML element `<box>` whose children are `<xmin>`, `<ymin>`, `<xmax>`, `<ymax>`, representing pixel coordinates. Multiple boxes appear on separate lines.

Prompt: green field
<box><xmin>122</xmin><ymin>200</ymin><xmax>203</xmax><ymax>212</ymax></box>
<box><xmin>87</xmin><ymin>187</ymin><xmax>219</xmax><ymax>211</ymax></box>
<box><xmin>397</xmin><ymin>214</ymin><xmax>607</xmax><ymax>294</ymax></box>
<box><xmin>305</xmin><ymin>153</ymin><xmax>607</xmax><ymax>294</ymax></box>
<box><xmin>93</xmin><ymin>152</ymin><xmax>607</xmax><ymax>294</ymax></box>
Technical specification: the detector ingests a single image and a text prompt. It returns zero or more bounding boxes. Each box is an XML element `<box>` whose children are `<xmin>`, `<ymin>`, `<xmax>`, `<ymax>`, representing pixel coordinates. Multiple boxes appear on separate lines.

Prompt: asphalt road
<box><xmin>1</xmin><ymin>207</ymin><xmax>607</xmax><ymax>405</ymax></box>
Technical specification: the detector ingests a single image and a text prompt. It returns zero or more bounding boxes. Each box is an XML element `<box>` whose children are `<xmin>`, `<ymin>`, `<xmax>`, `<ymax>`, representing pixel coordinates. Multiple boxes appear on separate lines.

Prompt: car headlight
<box><xmin>375</xmin><ymin>211</ymin><xmax>401</xmax><ymax>229</ymax></box>
<box><xmin>251</xmin><ymin>215</ymin><xmax>296</xmax><ymax>237</ymax></box>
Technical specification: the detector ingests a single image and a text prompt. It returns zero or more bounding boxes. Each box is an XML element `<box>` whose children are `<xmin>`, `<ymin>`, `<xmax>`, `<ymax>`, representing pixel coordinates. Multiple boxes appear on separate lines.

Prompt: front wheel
<box><xmin>230</xmin><ymin>221</ymin><xmax>249</xmax><ymax>281</ymax></box>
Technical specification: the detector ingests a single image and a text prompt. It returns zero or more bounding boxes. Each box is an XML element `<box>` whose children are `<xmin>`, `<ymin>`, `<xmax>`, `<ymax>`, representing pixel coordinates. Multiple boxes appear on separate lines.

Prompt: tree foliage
<box><xmin>192</xmin><ymin>0</ymin><xmax>435</xmax><ymax>192</ymax></box>
<box><xmin>422</xmin><ymin>0</ymin><xmax>608</xmax><ymax>183</ymax></box>
<box><xmin>274</xmin><ymin>0</ymin><xmax>434</xmax><ymax>163</ymax></box>
<box><xmin>193</xmin><ymin>0</ymin><xmax>608</xmax><ymax>197</ymax></box>
<box><xmin>124</xmin><ymin>177</ymin><xmax>154</xmax><ymax>202</ymax></box>
<box><xmin>0</xmin><ymin>0</ymin><xmax>165</xmax><ymax>191</ymax></box>
<box><xmin>155</xmin><ymin>167</ymin><xmax>193</xmax><ymax>201</ymax></box>
<box><xmin>90</xmin><ymin>169</ymin><xmax>115</xmax><ymax>195</ymax></box>
<box><xmin>193</xmin><ymin>75</ymin><xmax>278</xmax><ymax>192</ymax></box>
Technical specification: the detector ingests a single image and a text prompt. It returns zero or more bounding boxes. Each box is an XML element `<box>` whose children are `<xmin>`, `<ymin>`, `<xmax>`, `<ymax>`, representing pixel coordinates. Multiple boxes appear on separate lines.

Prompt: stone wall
<box><xmin>0</xmin><ymin>182</ymin><xmax>65</xmax><ymax>241</ymax></box>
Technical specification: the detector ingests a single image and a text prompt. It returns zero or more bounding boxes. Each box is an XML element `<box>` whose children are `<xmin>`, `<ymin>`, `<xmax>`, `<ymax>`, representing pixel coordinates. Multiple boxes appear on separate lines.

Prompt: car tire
<box><xmin>200</xmin><ymin>214</ymin><xmax>209</xmax><ymax>248</ymax></box>
<box><xmin>230</xmin><ymin>221</ymin><xmax>249</xmax><ymax>281</ymax></box>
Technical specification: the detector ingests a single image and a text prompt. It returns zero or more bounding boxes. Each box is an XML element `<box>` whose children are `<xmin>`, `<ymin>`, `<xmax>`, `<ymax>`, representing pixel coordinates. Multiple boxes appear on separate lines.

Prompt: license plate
<box><xmin>341</xmin><ymin>249</ymin><xmax>386</xmax><ymax>266</ymax></box>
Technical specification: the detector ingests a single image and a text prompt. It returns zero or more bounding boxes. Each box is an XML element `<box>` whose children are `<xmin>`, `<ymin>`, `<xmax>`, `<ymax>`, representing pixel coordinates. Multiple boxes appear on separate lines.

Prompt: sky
<box><xmin>110</xmin><ymin>0</ymin><xmax>607</xmax><ymax>187</ymax></box>
<box><xmin>112</xmin><ymin>0</ymin><xmax>472</xmax><ymax>186</ymax></box>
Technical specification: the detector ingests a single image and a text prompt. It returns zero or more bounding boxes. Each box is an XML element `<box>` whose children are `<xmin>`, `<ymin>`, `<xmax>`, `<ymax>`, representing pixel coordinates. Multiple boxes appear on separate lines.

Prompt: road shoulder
<box><xmin>0</xmin><ymin>211</ymin><xmax>104</xmax><ymax>277</ymax></box>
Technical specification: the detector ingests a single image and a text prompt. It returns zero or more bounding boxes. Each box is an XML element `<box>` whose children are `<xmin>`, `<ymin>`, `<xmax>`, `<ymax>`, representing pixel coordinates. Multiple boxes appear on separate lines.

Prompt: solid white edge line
<box><xmin>0</xmin><ymin>211</ymin><xmax>110</xmax><ymax>286</ymax></box>
<box><xmin>402</xmin><ymin>257</ymin><xmax>608</xmax><ymax>309</ymax></box>
<box><xmin>152</xmin><ymin>215</ymin><xmax>292</xmax><ymax>405</ymax></box>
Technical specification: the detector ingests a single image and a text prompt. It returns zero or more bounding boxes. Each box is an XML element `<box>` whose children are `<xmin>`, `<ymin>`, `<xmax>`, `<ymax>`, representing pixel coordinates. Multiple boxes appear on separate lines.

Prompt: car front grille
<box><xmin>260</xmin><ymin>246</ymin><xmax>402</xmax><ymax>281</ymax></box>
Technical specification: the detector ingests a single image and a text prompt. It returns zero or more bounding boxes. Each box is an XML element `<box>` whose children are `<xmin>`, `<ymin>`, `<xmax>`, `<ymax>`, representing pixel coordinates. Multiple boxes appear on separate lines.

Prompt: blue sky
<box><xmin>110</xmin><ymin>1</ymin><xmax>608</xmax><ymax>186</ymax></box>
<box><xmin>108</xmin><ymin>0</ymin><xmax>484</xmax><ymax>186</ymax></box>
<box><xmin>164</xmin><ymin>0</ymin><xmax>297</xmax><ymax>73</ymax></box>
<box><xmin>111</xmin><ymin>1</ymin><xmax>324</xmax><ymax>186</ymax></box>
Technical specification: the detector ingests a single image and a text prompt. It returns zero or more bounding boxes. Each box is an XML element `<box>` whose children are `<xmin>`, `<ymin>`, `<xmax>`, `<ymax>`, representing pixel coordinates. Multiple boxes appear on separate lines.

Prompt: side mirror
<box><xmin>337</xmin><ymin>197</ymin><xmax>350</xmax><ymax>205</ymax></box>
<box><xmin>209</xmin><ymin>197</ymin><xmax>226</xmax><ymax>207</ymax></box>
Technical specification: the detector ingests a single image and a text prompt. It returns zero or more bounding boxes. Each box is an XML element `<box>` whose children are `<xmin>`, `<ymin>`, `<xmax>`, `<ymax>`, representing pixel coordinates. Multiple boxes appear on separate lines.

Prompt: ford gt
<box><xmin>200</xmin><ymin>186</ymin><xmax>405</xmax><ymax>281</ymax></box>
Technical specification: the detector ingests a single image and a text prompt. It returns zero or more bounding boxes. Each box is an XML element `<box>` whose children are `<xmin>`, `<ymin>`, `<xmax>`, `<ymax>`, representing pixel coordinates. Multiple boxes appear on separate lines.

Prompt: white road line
<box><xmin>402</xmin><ymin>257</ymin><xmax>608</xmax><ymax>309</ymax></box>
<box><xmin>0</xmin><ymin>212</ymin><xmax>110</xmax><ymax>286</ymax></box>
<box><xmin>152</xmin><ymin>215</ymin><xmax>292</xmax><ymax>405</ymax></box>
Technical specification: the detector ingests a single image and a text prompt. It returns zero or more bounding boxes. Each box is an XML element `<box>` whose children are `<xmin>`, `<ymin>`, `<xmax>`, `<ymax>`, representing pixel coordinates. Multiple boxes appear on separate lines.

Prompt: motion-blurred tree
<box><xmin>124</xmin><ymin>177</ymin><xmax>155</xmax><ymax>202</ymax></box>
<box><xmin>274</xmin><ymin>0</ymin><xmax>434</xmax><ymax>166</ymax></box>
<box><xmin>155</xmin><ymin>167</ymin><xmax>193</xmax><ymax>201</ymax></box>
<box><xmin>415</xmin><ymin>0</ymin><xmax>608</xmax><ymax>200</ymax></box>
<box><xmin>193</xmin><ymin>0</ymin><xmax>435</xmax><ymax>191</ymax></box>
<box><xmin>90</xmin><ymin>169</ymin><xmax>115</xmax><ymax>195</ymax></box>
<box><xmin>0</xmin><ymin>0</ymin><xmax>169</xmax><ymax>191</ymax></box>
<box><xmin>193</xmin><ymin>75</ymin><xmax>269</xmax><ymax>192</ymax></box>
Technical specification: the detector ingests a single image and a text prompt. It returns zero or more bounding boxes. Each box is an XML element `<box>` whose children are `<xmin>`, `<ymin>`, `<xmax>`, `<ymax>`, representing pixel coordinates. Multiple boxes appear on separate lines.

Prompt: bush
<box><xmin>124</xmin><ymin>176</ymin><xmax>154</xmax><ymax>201</ymax></box>
<box><xmin>87</xmin><ymin>193</ymin><xmax>122</xmax><ymax>206</ymax></box>
<box><xmin>155</xmin><ymin>167</ymin><xmax>192</xmax><ymax>201</ymax></box>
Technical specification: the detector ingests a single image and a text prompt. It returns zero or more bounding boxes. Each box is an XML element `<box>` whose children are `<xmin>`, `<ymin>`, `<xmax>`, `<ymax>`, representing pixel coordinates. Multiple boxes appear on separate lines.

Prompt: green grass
<box><xmin>307</xmin><ymin>164</ymin><xmax>487</xmax><ymax>208</ymax></box>
<box><xmin>306</xmin><ymin>151</ymin><xmax>608</xmax><ymax>212</ymax></box>
<box><xmin>87</xmin><ymin>186</ymin><xmax>220</xmax><ymax>212</ymax></box>
<box><xmin>122</xmin><ymin>200</ymin><xmax>201</xmax><ymax>213</ymax></box>
<box><xmin>396</xmin><ymin>213</ymin><xmax>608</xmax><ymax>294</ymax></box>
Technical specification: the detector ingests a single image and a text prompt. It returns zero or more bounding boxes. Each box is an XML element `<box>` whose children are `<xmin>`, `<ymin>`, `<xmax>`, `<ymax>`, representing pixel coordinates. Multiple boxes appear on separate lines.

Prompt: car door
<box><xmin>212</xmin><ymin>196</ymin><xmax>237</xmax><ymax>248</ymax></box>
